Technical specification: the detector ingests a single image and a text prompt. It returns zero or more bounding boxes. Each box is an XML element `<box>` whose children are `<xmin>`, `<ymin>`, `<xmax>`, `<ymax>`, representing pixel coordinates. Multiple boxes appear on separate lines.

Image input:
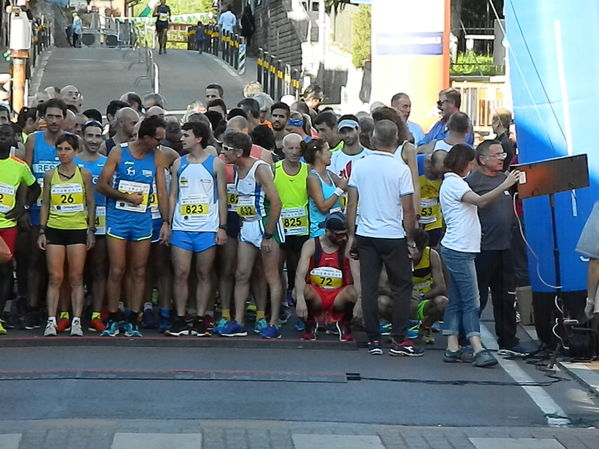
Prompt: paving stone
<box><xmin>0</xmin><ymin>434</ymin><xmax>21</xmax><ymax>449</ymax></box>
<box><xmin>292</xmin><ymin>433</ymin><xmax>385</xmax><ymax>449</ymax></box>
<box><xmin>111</xmin><ymin>432</ymin><xmax>203</xmax><ymax>449</ymax></box>
<box><xmin>469</xmin><ymin>437</ymin><xmax>566</xmax><ymax>449</ymax></box>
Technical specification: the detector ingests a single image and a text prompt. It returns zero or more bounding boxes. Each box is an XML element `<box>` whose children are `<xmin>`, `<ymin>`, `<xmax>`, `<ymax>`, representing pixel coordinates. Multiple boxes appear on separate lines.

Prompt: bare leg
<box><xmin>125</xmin><ymin>240</ymin><xmax>152</xmax><ymax>314</ymax></box>
<box><xmin>195</xmin><ymin>247</ymin><xmax>216</xmax><ymax>316</ymax></box>
<box><xmin>171</xmin><ymin>246</ymin><xmax>193</xmax><ymax>317</ymax></box>
<box><xmin>66</xmin><ymin>244</ymin><xmax>87</xmax><ymax>318</ymax></box>
<box><xmin>105</xmin><ymin>237</ymin><xmax>128</xmax><ymax>314</ymax></box>
<box><xmin>45</xmin><ymin>244</ymin><xmax>66</xmax><ymax>318</ymax></box>
<box><xmin>233</xmin><ymin>242</ymin><xmax>258</xmax><ymax>325</ymax></box>
<box><xmin>261</xmin><ymin>243</ymin><xmax>282</xmax><ymax>326</ymax></box>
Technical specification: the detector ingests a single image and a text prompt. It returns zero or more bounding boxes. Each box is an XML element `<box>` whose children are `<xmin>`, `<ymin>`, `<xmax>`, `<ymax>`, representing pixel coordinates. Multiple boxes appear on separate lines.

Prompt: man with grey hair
<box><xmin>347</xmin><ymin>119</ymin><xmax>421</xmax><ymax>357</ymax></box>
<box><xmin>390</xmin><ymin>92</ymin><xmax>424</xmax><ymax>144</ymax></box>
<box><xmin>60</xmin><ymin>85</ymin><xmax>82</xmax><ymax>110</ymax></box>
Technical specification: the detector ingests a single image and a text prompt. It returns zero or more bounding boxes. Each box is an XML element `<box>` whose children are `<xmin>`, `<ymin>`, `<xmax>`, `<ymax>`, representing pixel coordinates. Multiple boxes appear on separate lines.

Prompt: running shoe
<box><xmin>473</xmin><ymin>349</ymin><xmax>498</xmax><ymax>367</ymax></box>
<box><xmin>165</xmin><ymin>318</ymin><xmax>191</xmax><ymax>337</ymax></box>
<box><xmin>123</xmin><ymin>322</ymin><xmax>142</xmax><ymax>337</ymax></box>
<box><xmin>70</xmin><ymin>320</ymin><xmax>83</xmax><ymax>337</ymax></box>
<box><xmin>141</xmin><ymin>308</ymin><xmax>158</xmax><ymax>329</ymax></box>
<box><xmin>379</xmin><ymin>320</ymin><xmax>392</xmax><ymax>336</ymax></box>
<box><xmin>1</xmin><ymin>312</ymin><xmax>16</xmax><ymax>329</ymax></box>
<box><xmin>279</xmin><ymin>305</ymin><xmax>292</xmax><ymax>324</ymax></box>
<box><xmin>431</xmin><ymin>321</ymin><xmax>442</xmax><ymax>333</ymax></box>
<box><xmin>389</xmin><ymin>339</ymin><xmax>424</xmax><ymax>357</ymax></box>
<box><xmin>421</xmin><ymin>326</ymin><xmax>435</xmax><ymax>344</ymax></box>
<box><xmin>203</xmin><ymin>315</ymin><xmax>215</xmax><ymax>331</ymax></box>
<box><xmin>261</xmin><ymin>324</ymin><xmax>281</xmax><ymax>339</ymax></box>
<box><xmin>407</xmin><ymin>320</ymin><xmax>420</xmax><ymax>340</ymax></box>
<box><xmin>0</xmin><ymin>319</ymin><xmax>7</xmax><ymax>335</ymax></box>
<box><xmin>100</xmin><ymin>320</ymin><xmax>120</xmax><ymax>337</ymax></box>
<box><xmin>325</xmin><ymin>322</ymin><xmax>339</xmax><ymax>335</ymax></box>
<box><xmin>254</xmin><ymin>318</ymin><xmax>268</xmax><ymax>334</ymax></box>
<box><xmin>24</xmin><ymin>310</ymin><xmax>42</xmax><ymax>330</ymax></box>
<box><xmin>88</xmin><ymin>318</ymin><xmax>106</xmax><ymax>332</ymax></box>
<box><xmin>190</xmin><ymin>318</ymin><xmax>211</xmax><ymax>337</ymax></box>
<box><xmin>335</xmin><ymin>321</ymin><xmax>354</xmax><ymax>342</ymax></box>
<box><xmin>368</xmin><ymin>340</ymin><xmax>383</xmax><ymax>355</ymax></box>
<box><xmin>159</xmin><ymin>309</ymin><xmax>171</xmax><ymax>332</ymax></box>
<box><xmin>220</xmin><ymin>320</ymin><xmax>248</xmax><ymax>337</ymax></box>
<box><xmin>294</xmin><ymin>318</ymin><xmax>305</xmax><ymax>332</ymax></box>
<box><xmin>213</xmin><ymin>318</ymin><xmax>230</xmax><ymax>335</ymax></box>
<box><xmin>56</xmin><ymin>317</ymin><xmax>71</xmax><ymax>333</ymax></box>
<box><xmin>301</xmin><ymin>319</ymin><xmax>317</xmax><ymax>341</ymax></box>
<box><xmin>43</xmin><ymin>320</ymin><xmax>57</xmax><ymax>337</ymax></box>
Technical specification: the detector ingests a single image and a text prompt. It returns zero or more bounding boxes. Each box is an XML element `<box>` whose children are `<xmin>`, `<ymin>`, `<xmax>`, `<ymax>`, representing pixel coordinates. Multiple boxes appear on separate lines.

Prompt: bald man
<box><xmin>60</xmin><ymin>85</ymin><xmax>82</xmax><ymax>110</ymax></box>
<box><xmin>146</xmin><ymin>106</ymin><xmax>166</xmax><ymax>119</ymax></box>
<box><xmin>100</xmin><ymin>107</ymin><xmax>139</xmax><ymax>155</ymax></box>
<box><xmin>63</xmin><ymin>109</ymin><xmax>78</xmax><ymax>134</ymax></box>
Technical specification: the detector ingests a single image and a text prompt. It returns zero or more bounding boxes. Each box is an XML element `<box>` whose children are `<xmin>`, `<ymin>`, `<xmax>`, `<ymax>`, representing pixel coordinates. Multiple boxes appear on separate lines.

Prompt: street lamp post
<box><xmin>9</xmin><ymin>6</ymin><xmax>32</xmax><ymax>114</ymax></box>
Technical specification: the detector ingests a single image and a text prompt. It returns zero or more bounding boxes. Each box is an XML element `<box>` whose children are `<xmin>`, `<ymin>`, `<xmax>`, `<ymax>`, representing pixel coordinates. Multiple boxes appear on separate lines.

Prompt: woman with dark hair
<box><xmin>439</xmin><ymin>144</ymin><xmax>519</xmax><ymax>367</ymax></box>
<box><xmin>38</xmin><ymin>134</ymin><xmax>95</xmax><ymax>337</ymax></box>
<box><xmin>305</xmin><ymin>139</ymin><xmax>345</xmax><ymax>237</ymax></box>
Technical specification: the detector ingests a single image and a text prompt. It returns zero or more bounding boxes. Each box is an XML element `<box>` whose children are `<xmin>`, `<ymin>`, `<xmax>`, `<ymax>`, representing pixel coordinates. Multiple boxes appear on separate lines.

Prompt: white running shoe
<box><xmin>44</xmin><ymin>320</ymin><xmax>57</xmax><ymax>337</ymax></box>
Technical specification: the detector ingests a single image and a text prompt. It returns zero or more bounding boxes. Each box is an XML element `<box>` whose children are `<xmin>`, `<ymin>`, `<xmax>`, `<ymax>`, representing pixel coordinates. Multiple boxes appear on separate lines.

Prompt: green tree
<box><xmin>351</xmin><ymin>4</ymin><xmax>371</xmax><ymax>68</ymax></box>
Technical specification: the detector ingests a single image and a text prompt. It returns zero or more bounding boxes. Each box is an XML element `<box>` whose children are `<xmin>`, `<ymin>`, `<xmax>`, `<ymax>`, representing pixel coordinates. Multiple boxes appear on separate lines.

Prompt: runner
<box><xmin>153</xmin><ymin>0</ymin><xmax>171</xmax><ymax>54</ymax></box>
<box><xmin>74</xmin><ymin>120</ymin><xmax>108</xmax><ymax>332</ymax></box>
<box><xmin>418</xmin><ymin>150</ymin><xmax>447</xmax><ymax>247</ymax></box>
<box><xmin>23</xmin><ymin>98</ymin><xmax>67</xmax><ymax>330</ymax></box>
<box><xmin>330</xmin><ymin>115</ymin><xmax>371</xmax><ymax>183</ymax></box>
<box><xmin>38</xmin><ymin>134</ymin><xmax>95</xmax><ymax>337</ymax></box>
<box><xmin>314</xmin><ymin>111</ymin><xmax>344</xmax><ymax>152</ymax></box>
<box><xmin>97</xmin><ymin>116</ymin><xmax>170</xmax><ymax>337</ymax></box>
<box><xmin>100</xmin><ymin>107</ymin><xmax>139</xmax><ymax>155</ymax></box>
<box><xmin>274</xmin><ymin>134</ymin><xmax>310</xmax><ymax>321</ymax></box>
<box><xmin>220</xmin><ymin>131</ymin><xmax>284</xmax><ymax>339</ymax></box>
<box><xmin>270</xmin><ymin>102</ymin><xmax>290</xmax><ymax>156</ymax></box>
<box><xmin>0</xmin><ymin>124</ymin><xmax>40</xmax><ymax>335</ymax></box>
<box><xmin>305</xmin><ymin>139</ymin><xmax>345</xmax><ymax>237</ymax></box>
<box><xmin>295</xmin><ymin>212</ymin><xmax>357</xmax><ymax>341</ymax></box>
<box><xmin>165</xmin><ymin>121</ymin><xmax>227</xmax><ymax>337</ymax></box>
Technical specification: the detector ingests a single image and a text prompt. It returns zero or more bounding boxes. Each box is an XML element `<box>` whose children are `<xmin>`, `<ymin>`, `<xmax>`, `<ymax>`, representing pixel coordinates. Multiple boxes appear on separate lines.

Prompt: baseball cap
<box><xmin>337</xmin><ymin>119</ymin><xmax>359</xmax><ymax>131</ymax></box>
<box><xmin>319</xmin><ymin>211</ymin><xmax>347</xmax><ymax>231</ymax></box>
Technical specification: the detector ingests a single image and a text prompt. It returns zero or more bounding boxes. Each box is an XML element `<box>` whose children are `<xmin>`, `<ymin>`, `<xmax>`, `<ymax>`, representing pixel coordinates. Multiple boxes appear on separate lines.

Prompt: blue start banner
<box><xmin>506</xmin><ymin>0</ymin><xmax>599</xmax><ymax>293</ymax></box>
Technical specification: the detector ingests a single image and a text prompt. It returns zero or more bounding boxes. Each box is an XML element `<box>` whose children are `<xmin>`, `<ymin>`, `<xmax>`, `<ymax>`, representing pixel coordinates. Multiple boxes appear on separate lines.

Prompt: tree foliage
<box><xmin>351</xmin><ymin>4</ymin><xmax>370</xmax><ymax>69</ymax></box>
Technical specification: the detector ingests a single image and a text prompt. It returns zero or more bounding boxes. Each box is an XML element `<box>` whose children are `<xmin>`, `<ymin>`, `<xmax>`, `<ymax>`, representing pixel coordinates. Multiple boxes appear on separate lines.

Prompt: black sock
<box><xmin>108</xmin><ymin>312</ymin><xmax>119</xmax><ymax>323</ymax></box>
<box><xmin>129</xmin><ymin>311</ymin><xmax>139</xmax><ymax>325</ymax></box>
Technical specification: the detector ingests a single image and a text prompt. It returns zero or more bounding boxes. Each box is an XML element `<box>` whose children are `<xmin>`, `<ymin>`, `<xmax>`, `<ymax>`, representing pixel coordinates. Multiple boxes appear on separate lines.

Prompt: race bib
<box><xmin>50</xmin><ymin>183</ymin><xmax>84</xmax><ymax>213</ymax></box>
<box><xmin>236</xmin><ymin>196</ymin><xmax>257</xmax><ymax>219</ymax></box>
<box><xmin>413</xmin><ymin>280</ymin><xmax>432</xmax><ymax>294</ymax></box>
<box><xmin>226</xmin><ymin>184</ymin><xmax>238</xmax><ymax>212</ymax></box>
<box><xmin>36</xmin><ymin>178</ymin><xmax>44</xmax><ymax>207</ymax></box>
<box><xmin>419</xmin><ymin>198</ymin><xmax>439</xmax><ymax>225</ymax></box>
<box><xmin>310</xmin><ymin>267</ymin><xmax>343</xmax><ymax>289</ymax></box>
<box><xmin>149</xmin><ymin>183</ymin><xmax>160</xmax><ymax>219</ymax></box>
<box><xmin>115</xmin><ymin>180</ymin><xmax>150</xmax><ymax>213</ymax></box>
<box><xmin>0</xmin><ymin>183</ymin><xmax>15</xmax><ymax>213</ymax></box>
<box><xmin>179</xmin><ymin>195</ymin><xmax>209</xmax><ymax>219</ymax></box>
<box><xmin>95</xmin><ymin>206</ymin><xmax>106</xmax><ymax>235</ymax></box>
<box><xmin>281</xmin><ymin>207</ymin><xmax>308</xmax><ymax>236</ymax></box>
<box><xmin>158</xmin><ymin>12</ymin><xmax>169</xmax><ymax>21</ymax></box>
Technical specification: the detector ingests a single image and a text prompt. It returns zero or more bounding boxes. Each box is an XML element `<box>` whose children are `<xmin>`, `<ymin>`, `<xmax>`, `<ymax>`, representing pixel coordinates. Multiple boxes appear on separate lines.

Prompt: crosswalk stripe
<box><xmin>469</xmin><ymin>437</ymin><xmax>566</xmax><ymax>449</ymax></box>
<box><xmin>292</xmin><ymin>434</ymin><xmax>385</xmax><ymax>449</ymax></box>
<box><xmin>112</xmin><ymin>433</ymin><xmax>202</xmax><ymax>449</ymax></box>
<box><xmin>0</xmin><ymin>434</ymin><xmax>22</xmax><ymax>449</ymax></box>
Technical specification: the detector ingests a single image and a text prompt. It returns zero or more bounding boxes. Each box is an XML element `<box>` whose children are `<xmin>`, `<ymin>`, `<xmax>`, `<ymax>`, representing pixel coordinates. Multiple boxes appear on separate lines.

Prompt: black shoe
<box><xmin>190</xmin><ymin>318</ymin><xmax>210</xmax><ymax>337</ymax></box>
<box><xmin>24</xmin><ymin>310</ymin><xmax>42</xmax><ymax>330</ymax></box>
<box><xmin>165</xmin><ymin>318</ymin><xmax>191</xmax><ymax>337</ymax></box>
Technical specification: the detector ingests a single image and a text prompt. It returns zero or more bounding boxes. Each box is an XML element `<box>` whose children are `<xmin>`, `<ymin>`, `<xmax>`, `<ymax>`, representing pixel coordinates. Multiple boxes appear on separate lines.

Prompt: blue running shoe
<box><xmin>220</xmin><ymin>320</ymin><xmax>248</xmax><ymax>337</ymax></box>
<box><xmin>213</xmin><ymin>318</ymin><xmax>230</xmax><ymax>335</ymax></box>
<box><xmin>254</xmin><ymin>318</ymin><xmax>268</xmax><ymax>334</ymax></box>
<box><xmin>431</xmin><ymin>321</ymin><xmax>442</xmax><ymax>333</ymax></box>
<box><xmin>159</xmin><ymin>309</ymin><xmax>171</xmax><ymax>332</ymax></box>
<box><xmin>122</xmin><ymin>322</ymin><xmax>142</xmax><ymax>337</ymax></box>
<box><xmin>261</xmin><ymin>324</ymin><xmax>281</xmax><ymax>339</ymax></box>
<box><xmin>286</xmin><ymin>291</ymin><xmax>294</xmax><ymax>307</ymax></box>
<box><xmin>294</xmin><ymin>318</ymin><xmax>305</xmax><ymax>332</ymax></box>
<box><xmin>141</xmin><ymin>308</ymin><xmax>157</xmax><ymax>329</ymax></box>
<box><xmin>407</xmin><ymin>320</ymin><xmax>420</xmax><ymax>340</ymax></box>
<box><xmin>100</xmin><ymin>320</ymin><xmax>119</xmax><ymax>337</ymax></box>
<box><xmin>379</xmin><ymin>320</ymin><xmax>392</xmax><ymax>336</ymax></box>
<box><xmin>279</xmin><ymin>305</ymin><xmax>292</xmax><ymax>324</ymax></box>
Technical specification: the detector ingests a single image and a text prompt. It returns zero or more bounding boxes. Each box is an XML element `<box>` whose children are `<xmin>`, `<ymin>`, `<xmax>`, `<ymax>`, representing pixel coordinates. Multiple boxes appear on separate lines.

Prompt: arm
<box><xmin>5</xmin><ymin>170</ymin><xmax>40</xmax><ymax>221</ymax></box>
<box><xmin>462</xmin><ymin>170</ymin><xmax>519</xmax><ymax>208</ymax></box>
<box><xmin>96</xmin><ymin>147</ymin><xmax>140</xmax><ymax>204</ymax></box>
<box><xmin>346</xmin><ymin>186</ymin><xmax>359</xmax><ymax>259</ymax></box>
<box><xmin>256</xmin><ymin>164</ymin><xmax>281</xmax><ymax>235</ymax></box>
<box><xmin>423</xmin><ymin>249</ymin><xmax>447</xmax><ymax>299</ymax></box>
<box><xmin>402</xmin><ymin>142</ymin><xmax>421</xmax><ymax>214</ymax></box>
<box><xmin>294</xmin><ymin>238</ymin><xmax>315</xmax><ymax>320</ymax></box>
<box><xmin>259</xmin><ymin>148</ymin><xmax>274</xmax><ymax>168</ymax></box>
<box><xmin>24</xmin><ymin>132</ymin><xmax>35</xmax><ymax>167</ymax></box>
<box><xmin>307</xmin><ymin>173</ymin><xmax>343</xmax><ymax>214</ymax></box>
<box><xmin>82</xmin><ymin>169</ymin><xmax>96</xmax><ymax>249</ymax></box>
<box><xmin>37</xmin><ymin>170</ymin><xmax>53</xmax><ymax>250</ymax></box>
<box><xmin>214</xmin><ymin>157</ymin><xmax>228</xmax><ymax>245</ymax></box>
<box><xmin>154</xmin><ymin>151</ymin><xmax>171</xmax><ymax>243</ymax></box>
<box><xmin>168</xmin><ymin>157</ymin><xmax>180</xmax><ymax>227</ymax></box>
<box><xmin>401</xmin><ymin>193</ymin><xmax>417</xmax><ymax>243</ymax></box>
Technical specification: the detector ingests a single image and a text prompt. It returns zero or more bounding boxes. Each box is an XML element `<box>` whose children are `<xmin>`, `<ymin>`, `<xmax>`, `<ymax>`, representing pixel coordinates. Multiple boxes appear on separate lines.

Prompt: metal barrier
<box><xmin>199</xmin><ymin>25</ymin><xmax>246</xmax><ymax>75</ymax></box>
<box><xmin>255</xmin><ymin>47</ymin><xmax>301</xmax><ymax>100</ymax></box>
<box><xmin>134</xmin><ymin>47</ymin><xmax>159</xmax><ymax>94</ymax></box>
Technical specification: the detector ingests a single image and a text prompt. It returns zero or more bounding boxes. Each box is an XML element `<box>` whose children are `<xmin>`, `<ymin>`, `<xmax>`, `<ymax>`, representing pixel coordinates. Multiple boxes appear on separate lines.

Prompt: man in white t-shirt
<box><xmin>329</xmin><ymin>116</ymin><xmax>371</xmax><ymax>180</ymax></box>
<box><xmin>347</xmin><ymin>119</ymin><xmax>422</xmax><ymax>358</ymax></box>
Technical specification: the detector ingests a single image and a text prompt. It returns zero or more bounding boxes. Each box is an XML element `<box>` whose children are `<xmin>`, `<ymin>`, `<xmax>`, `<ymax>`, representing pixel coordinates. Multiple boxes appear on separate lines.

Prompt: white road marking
<box><xmin>112</xmin><ymin>432</ymin><xmax>202</xmax><ymax>449</ymax></box>
<box><xmin>292</xmin><ymin>434</ymin><xmax>385</xmax><ymax>449</ymax></box>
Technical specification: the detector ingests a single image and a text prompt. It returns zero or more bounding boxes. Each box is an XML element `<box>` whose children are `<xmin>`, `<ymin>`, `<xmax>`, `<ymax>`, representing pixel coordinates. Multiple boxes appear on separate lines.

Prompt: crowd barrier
<box><xmin>256</xmin><ymin>48</ymin><xmax>301</xmax><ymax>101</ymax></box>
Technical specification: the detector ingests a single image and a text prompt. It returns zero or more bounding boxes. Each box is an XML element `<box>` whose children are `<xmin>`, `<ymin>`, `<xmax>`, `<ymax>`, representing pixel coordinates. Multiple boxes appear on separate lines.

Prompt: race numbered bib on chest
<box><xmin>310</xmin><ymin>267</ymin><xmax>343</xmax><ymax>289</ymax></box>
<box><xmin>95</xmin><ymin>206</ymin><xmax>106</xmax><ymax>235</ymax></box>
<box><xmin>236</xmin><ymin>196</ymin><xmax>258</xmax><ymax>220</ymax></box>
<box><xmin>116</xmin><ymin>180</ymin><xmax>150</xmax><ymax>213</ymax></box>
<box><xmin>36</xmin><ymin>178</ymin><xmax>44</xmax><ymax>207</ymax></box>
<box><xmin>413</xmin><ymin>280</ymin><xmax>432</xmax><ymax>294</ymax></box>
<box><xmin>149</xmin><ymin>183</ymin><xmax>160</xmax><ymax>219</ymax></box>
<box><xmin>180</xmin><ymin>195</ymin><xmax>209</xmax><ymax>219</ymax></box>
<box><xmin>419</xmin><ymin>198</ymin><xmax>439</xmax><ymax>225</ymax></box>
<box><xmin>281</xmin><ymin>207</ymin><xmax>308</xmax><ymax>236</ymax></box>
<box><xmin>159</xmin><ymin>12</ymin><xmax>169</xmax><ymax>21</ymax></box>
<box><xmin>226</xmin><ymin>184</ymin><xmax>238</xmax><ymax>212</ymax></box>
<box><xmin>0</xmin><ymin>183</ymin><xmax>16</xmax><ymax>213</ymax></box>
<box><xmin>50</xmin><ymin>183</ymin><xmax>84</xmax><ymax>213</ymax></box>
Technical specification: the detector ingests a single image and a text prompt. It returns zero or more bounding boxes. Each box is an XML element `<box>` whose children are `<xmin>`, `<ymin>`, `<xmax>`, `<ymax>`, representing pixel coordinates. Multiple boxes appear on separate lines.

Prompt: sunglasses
<box><xmin>487</xmin><ymin>152</ymin><xmax>507</xmax><ymax>160</ymax></box>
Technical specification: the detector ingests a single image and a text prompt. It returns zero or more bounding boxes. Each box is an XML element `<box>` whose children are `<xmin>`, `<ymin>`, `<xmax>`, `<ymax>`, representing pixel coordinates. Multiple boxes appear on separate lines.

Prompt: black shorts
<box><xmin>45</xmin><ymin>227</ymin><xmax>87</xmax><ymax>246</ymax></box>
<box><xmin>280</xmin><ymin>234</ymin><xmax>309</xmax><ymax>253</ymax></box>
<box><xmin>226</xmin><ymin>211</ymin><xmax>240</xmax><ymax>239</ymax></box>
<box><xmin>155</xmin><ymin>23</ymin><xmax>168</xmax><ymax>32</ymax></box>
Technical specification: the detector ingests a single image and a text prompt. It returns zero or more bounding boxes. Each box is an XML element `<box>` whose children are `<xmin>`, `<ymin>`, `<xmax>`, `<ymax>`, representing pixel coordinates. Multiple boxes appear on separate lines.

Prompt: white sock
<box><xmin>144</xmin><ymin>302</ymin><xmax>153</xmax><ymax>311</ymax></box>
<box><xmin>72</xmin><ymin>317</ymin><xmax>81</xmax><ymax>325</ymax></box>
<box><xmin>48</xmin><ymin>316</ymin><xmax>56</xmax><ymax>325</ymax></box>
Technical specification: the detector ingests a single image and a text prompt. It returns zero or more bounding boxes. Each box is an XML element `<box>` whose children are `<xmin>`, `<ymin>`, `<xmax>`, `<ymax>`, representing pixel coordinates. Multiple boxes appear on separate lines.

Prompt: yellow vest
<box><xmin>418</xmin><ymin>174</ymin><xmax>443</xmax><ymax>231</ymax></box>
<box><xmin>47</xmin><ymin>167</ymin><xmax>88</xmax><ymax>230</ymax></box>
<box><xmin>412</xmin><ymin>247</ymin><xmax>433</xmax><ymax>294</ymax></box>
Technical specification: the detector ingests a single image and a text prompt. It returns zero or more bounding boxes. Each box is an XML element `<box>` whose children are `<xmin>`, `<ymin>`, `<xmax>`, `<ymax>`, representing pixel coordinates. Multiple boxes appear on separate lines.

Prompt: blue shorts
<box><xmin>29</xmin><ymin>207</ymin><xmax>41</xmax><ymax>226</ymax></box>
<box><xmin>170</xmin><ymin>230</ymin><xmax>216</xmax><ymax>253</ymax></box>
<box><xmin>226</xmin><ymin>211</ymin><xmax>240</xmax><ymax>239</ymax></box>
<box><xmin>107</xmin><ymin>214</ymin><xmax>152</xmax><ymax>242</ymax></box>
<box><xmin>151</xmin><ymin>218</ymin><xmax>163</xmax><ymax>243</ymax></box>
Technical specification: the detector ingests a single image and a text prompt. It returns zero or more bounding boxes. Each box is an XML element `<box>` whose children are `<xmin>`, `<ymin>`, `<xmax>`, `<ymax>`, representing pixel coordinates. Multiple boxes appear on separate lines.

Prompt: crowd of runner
<box><xmin>0</xmin><ymin>80</ymin><xmax>530</xmax><ymax>368</ymax></box>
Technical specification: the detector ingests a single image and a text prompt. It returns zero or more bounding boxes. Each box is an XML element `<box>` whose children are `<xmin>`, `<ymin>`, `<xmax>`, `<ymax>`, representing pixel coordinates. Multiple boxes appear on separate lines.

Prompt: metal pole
<box><xmin>11</xmin><ymin>54</ymin><xmax>27</xmax><ymax>114</ymax></box>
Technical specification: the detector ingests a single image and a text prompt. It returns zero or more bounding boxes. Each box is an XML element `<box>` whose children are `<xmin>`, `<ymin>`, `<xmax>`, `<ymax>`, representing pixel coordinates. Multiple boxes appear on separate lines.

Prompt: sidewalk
<box><xmin>0</xmin><ymin>419</ymin><xmax>598</xmax><ymax>449</ymax></box>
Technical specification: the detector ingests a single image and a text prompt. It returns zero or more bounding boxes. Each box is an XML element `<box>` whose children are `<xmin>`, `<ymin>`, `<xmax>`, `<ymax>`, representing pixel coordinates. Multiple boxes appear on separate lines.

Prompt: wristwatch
<box><xmin>219</xmin><ymin>224</ymin><xmax>227</xmax><ymax>230</ymax></box>
<box><xmin>263</xmin><ymin>232</ymin><xmax>274</xmax><ymax>240</ymax></box>
<box><xmin>407</xmin><ymin>241</ymin><xmax>416</xmax><ymax>248</ymax></box>
<box><xmin>23</xmin><ymin>204</ymin><xmax>30</xmax><ymax>211</ymax></box>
